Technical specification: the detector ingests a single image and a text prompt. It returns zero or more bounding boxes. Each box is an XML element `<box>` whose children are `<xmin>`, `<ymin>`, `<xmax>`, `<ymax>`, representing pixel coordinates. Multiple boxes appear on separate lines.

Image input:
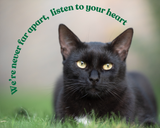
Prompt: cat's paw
<box><xmin>142</xmin><ymin>118</ymin><xmax>157</xmax><ymax>127</ymax></box>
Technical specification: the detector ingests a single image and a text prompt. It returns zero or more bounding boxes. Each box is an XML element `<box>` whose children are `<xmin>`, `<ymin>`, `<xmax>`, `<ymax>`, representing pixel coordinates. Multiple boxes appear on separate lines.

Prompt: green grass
<box><xmin>0</xmin><ymin>110</ymin><xmax>159</xmax><ymax>128</ymax></box>
<box><xmin>0</xmin><ymin>110</ymin><xmax>143</xmax><ymax>128</ymax></box>
<box><xmin>0</xmin><ymin>91</ymin><xmax>159</xmax><ymax>128</ymax></box>
<box><xmin>0</xmin><ymin>111</ymin><xmax>51</xmax><ymax>128</ymax></box>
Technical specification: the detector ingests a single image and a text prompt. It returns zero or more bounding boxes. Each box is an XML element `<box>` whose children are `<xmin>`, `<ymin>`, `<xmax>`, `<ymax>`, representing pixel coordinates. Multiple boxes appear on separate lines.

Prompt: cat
<box><xmin>53</xmin><ymin>24</ymin><xmax>158</xmax><ymax>126</ymax></box>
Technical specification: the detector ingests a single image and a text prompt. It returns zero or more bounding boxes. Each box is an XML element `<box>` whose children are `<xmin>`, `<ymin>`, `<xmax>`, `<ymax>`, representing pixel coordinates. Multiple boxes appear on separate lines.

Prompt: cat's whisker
<box><xmin>111</xmin><ymin>91</ymin><xmax>122</xmax><ymax>101</ymax></box>
<box><xmin>80</xmin><ymin>93</ymin><xmax>88</xmax><ymax>99</ymax></box>
<box><xmin>79</xmin><ymin>88</ymin><xmax>85</xmax><ymax>95</ymax></box>
<box><xmin>64</xmin><ymin>87</ymin><xmax>79</xmax><ymax>98</ymax></box>
<box><xmin>64</xmin><ymin>81</ymin><xmax>85</xmax><ymax>85</ymax></box>
<box><xmin>96</xmin><ymin>93</ymin><xmax>103</xmax><ymax>101</ymax></box>
<box><xmin>106</xmin><ymin>90</ymin><xmax>121</xmax><ymax>102</ymax></box>
<box><xmin>105</xmin><ymin>89</ymin><xmax>134</xmax><ymax>114</ymax></box>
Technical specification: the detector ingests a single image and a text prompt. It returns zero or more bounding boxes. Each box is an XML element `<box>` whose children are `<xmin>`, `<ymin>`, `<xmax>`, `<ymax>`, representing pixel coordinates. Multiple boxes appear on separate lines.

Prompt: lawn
<box><xmin>0</xmin><ymin>90</ymin><xmax>159</xmax><ymax>128</ymax></box>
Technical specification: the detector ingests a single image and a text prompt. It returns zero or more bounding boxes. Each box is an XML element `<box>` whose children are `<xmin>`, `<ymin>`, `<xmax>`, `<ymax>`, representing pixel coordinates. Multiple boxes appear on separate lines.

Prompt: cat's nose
<box><xmin>89</xmin><ymin>70</ymin><xmax>99</xmax><ymax>83</ymax></box>
<box><xmin>89</xmin><ymin>77</ymin><xmax>99</xmax><ymax>83</ymax></box>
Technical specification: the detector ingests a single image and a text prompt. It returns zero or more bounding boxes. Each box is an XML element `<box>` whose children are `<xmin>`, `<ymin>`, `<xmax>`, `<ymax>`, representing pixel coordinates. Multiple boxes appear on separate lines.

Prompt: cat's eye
<box><xmin>76</xmin><ymin>60</ymin><xmax>87</xmax><ymax>69</ymax></box>
<box><xmin>103</xmin><ymin>63</ymin><xmax>113</xmax><ymax>70</ymax></box>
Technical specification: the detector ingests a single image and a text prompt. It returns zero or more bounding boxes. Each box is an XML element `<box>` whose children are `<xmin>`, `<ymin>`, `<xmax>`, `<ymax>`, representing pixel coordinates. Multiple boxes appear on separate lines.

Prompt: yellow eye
<box><xmin>103</xmin><ymin>63</ymin><xmax>113</xmax><ymax>70</ymax></box>
<box><xmin>77</xmin><ymin>60</ymin><xmax>87</xmax><ymax>69</ymax></box>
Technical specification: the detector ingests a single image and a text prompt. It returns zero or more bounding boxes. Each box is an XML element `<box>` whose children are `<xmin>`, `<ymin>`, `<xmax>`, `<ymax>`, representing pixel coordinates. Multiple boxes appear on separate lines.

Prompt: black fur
<box><xmin>53</xmin><ymin>24</ymin><xmax>157</xmax><ymax>126</ymax></box>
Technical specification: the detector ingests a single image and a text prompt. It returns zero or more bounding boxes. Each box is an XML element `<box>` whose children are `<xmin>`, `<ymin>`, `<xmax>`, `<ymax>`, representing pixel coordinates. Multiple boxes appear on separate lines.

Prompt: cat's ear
<box><xmin>111</xmin><ymin>28</ymin><xmax>133</xmax><ymax>61</ymax></box>
<box><xmin>59</xmin><ymin>24</ymin><xmax>81</xmax><ymax>60</ymax></box>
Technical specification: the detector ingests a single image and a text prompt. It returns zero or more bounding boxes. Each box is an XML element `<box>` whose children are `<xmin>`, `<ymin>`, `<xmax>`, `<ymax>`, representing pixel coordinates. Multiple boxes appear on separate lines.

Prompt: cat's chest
<box><xmin>63</xmin><ymin>97</ymin><xmax>118</xmax><ymax>117</ymax></box>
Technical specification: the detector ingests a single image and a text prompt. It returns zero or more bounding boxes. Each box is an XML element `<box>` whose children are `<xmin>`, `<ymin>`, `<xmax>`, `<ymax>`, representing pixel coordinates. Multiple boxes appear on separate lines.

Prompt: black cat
<box><xmin>53</xmin><ymin>24</ymin><xmax>157</xmax><ymax>126</ymax></box>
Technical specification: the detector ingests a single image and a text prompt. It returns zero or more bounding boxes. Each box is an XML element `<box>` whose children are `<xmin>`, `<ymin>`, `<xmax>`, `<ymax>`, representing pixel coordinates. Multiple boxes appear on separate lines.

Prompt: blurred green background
<box><xmin>0</xmin><ymin>0</ymin><xmax>160</xmax><ymax>124</ymax></box>
<box><xmin>144</xmin><ymin>0</ymin><xmax>160</xmax><ymax>112</ymax></box>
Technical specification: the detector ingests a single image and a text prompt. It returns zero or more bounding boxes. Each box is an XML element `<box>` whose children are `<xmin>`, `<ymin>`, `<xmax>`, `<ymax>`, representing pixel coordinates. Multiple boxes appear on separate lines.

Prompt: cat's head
<box><xmin>58</xmin><ymin>24</ymin><xmax>133</xmax><ymax>98</ymax></box>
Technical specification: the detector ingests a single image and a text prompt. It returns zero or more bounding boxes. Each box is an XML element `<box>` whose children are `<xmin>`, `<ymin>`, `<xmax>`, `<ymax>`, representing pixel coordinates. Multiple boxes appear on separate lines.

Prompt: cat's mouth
<box><xmin>85</xmin><ymin>87</ymin><xmax>101</xmax><ymax>96</ymax></box>
<box><xmin>89</xmin><ymin>88</ymin><xmax>98</xmax><ymax>93</ymax></box>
